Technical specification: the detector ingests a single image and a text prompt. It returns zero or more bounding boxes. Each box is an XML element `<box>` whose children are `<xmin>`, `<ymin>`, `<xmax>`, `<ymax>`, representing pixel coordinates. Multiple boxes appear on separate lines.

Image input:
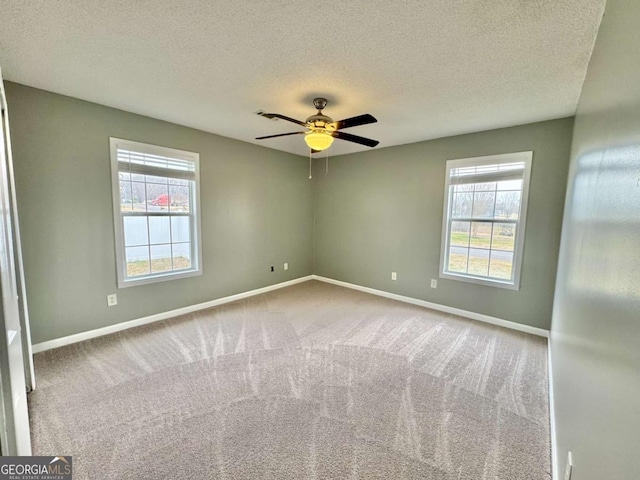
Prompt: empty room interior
<box><xmin>0</xmin><ymin>0</ymin><xmax>638</xmax><ymax>479</ymax></box>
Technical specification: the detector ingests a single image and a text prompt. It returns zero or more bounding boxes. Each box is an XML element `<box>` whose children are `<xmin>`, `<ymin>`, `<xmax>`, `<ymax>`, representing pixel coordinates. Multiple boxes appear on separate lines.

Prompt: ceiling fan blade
<box><xmin>331</xmin><ymin>130</ymin><xmax>379</xmax><ymax>148</ymax></box>
<box><xmin>333</xmin><ymin>114</ymin><xmax>377</xmax><ymax>130</ymax></box>
<box><xmin>257</xmin><ymin>112</ymin><xmax>308</xmax><ymax>127</ymax></box>
<box><xmin>255</xmin><ymin>131</ymin><xmax>305</xmax><ymax>140</ymax></box>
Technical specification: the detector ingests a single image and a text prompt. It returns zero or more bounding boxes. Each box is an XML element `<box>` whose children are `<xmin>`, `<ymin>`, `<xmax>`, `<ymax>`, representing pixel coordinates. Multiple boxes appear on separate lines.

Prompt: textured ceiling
<box><xmin>0</xmin><ymin>0</ymin><xmax>605</xmax><ymax>157</ymax></box>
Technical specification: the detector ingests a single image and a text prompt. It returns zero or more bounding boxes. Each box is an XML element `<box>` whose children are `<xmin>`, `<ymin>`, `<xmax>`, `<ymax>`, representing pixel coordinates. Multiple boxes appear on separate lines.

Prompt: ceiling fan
<box><xmin>255</xmin><ymin>98</ymin><xmax>379</xmax><ymax>152</ymax></box>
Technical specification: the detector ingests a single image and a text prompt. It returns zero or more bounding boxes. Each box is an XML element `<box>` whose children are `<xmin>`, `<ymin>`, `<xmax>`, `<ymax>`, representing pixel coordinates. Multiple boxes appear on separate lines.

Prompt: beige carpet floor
<box><xmin>29</xmin><ymin>280</ymin><xmax>551</xmax><ymax>479</ymax></box>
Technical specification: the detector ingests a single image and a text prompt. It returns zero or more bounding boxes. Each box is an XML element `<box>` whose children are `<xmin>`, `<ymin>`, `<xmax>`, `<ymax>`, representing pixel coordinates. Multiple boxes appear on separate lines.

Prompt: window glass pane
<box><xmin>172</xmin><ymin>243</ymin><xmax>192</xmax><ymax>270</ymax></box>
<box><xmin>448</xmin><ymin>247</ymin><xmax>468</xmax><ymax>273</ymax></box>
<box><xmin>149</xmin><ymin>216</ymin><xmax>171</xmax><ymax>244</ymax></box>
<box><xmin>123</xmin><ymin>217</ymin><xmax>148</xmax><ymax>246</ymax></box>
<box><xmin>468</xmin><ymin>248</ymin><xmax>489</xmax><ymax>276</ymax></box>
<box><xmin>495</xmin><ymin>191</ymin><xmax>521</xmax><ymax>219</ymax></box>
<box><xmin>491</xmin><ymin>223</ymin><xmax>516</xmax><ymax>251</ymax></box>
<box><xmin>147</xmin><ymin>183</ymin><xmax>170</xmax><ymax>211</ymax></box>
<box><xmin>474</xmin><ymin>181</ymin><xmax>496</xmax><ymax>191</ymax></box>
<box><xmin>169</xmin><ymin>184</ymin><xmax>191</xmax><ymax>213</ymax></box>
<box><xmin>145</xmin><ymin>174</ymin><xmax>168</xmax><ymax>184</ymax></box>
<box><xmin>131</xmin><ymin>173</ymin><xmax>145</xmax><ymax>182</ymax></box>
<box><xmin>169</xmin><ymin>178</ymin><xmax>189</xmax><ymax>186</ymax></box>
<box><xmin>453</xmin><ymin>184</ymin><xmax>473</xmax><ymax>193</ymax></box>
<box><xmin>469</xmin><ymin>222</ymin><xmax>492</xmax><ymax>248</ymax></box>
<box><xmin>171</xmin><ymin>216</ymin><xmax>190</xmax><ymax>243</ymax></box>
<box><xmin>130</xmin><ymin>182</ymin><xmax>147</xmax><ymax>211</ymax></box>
<box><xmin>150</xmin><ymin>244</ymin><xmax>172</xmax><ymax>273</ymax></box>
<box><xmin>450</xmin><ymin>221</ymin><xmax>470</xmax><ymax>247</ymax></box>
<box><xmin>497</xmin><ymin>179</ymin><xmax>523</xmax><ymax>191</ymax></box>
<box><xmin>126</xmin><ymin>246</ymin><xmax>150</xmax><ymax>277</ymax></box>
<box><xmin>451</xmin><ymin>192</ymin><xmax>473</xmax><ymax>218</ymax></box>
<box><xmin>489</xmin><ymin>250</ymin><xmax>513</xmax><ymax>279</ymax></box>
<box><xmin>119</xmin><ymin>180</ymin><xmax>133</xmax><ymax>212</ymax></box>
<box><xmin>472</xmin><ymin>191</ymin><xmax>496</xmax><ymax>218</ymax></box>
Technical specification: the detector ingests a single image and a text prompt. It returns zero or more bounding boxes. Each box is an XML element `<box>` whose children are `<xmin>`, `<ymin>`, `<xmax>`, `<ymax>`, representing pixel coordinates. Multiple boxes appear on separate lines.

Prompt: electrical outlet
<box><xmin>391</xmin><ymin>272</ymin><xmax>397</xmax><ymax>281</ymax></box>
<box><xmin>564</xmin><ymin>452</ymin><xmax>573</xmax><ymax>480</ymax></box>
<box><xmin>107</xmin><ymin>294</ymin><xmax>118</xmax><ymax>307</ymax></box>
<box><xmin>430</xmin><ymin>279</ymin><xmax>437</xmax><ymax>288</ymax></box>
<box><xmin>270</xmin><ymin>266</ymin><xmax>275</xmax><ymax>272</ymax></box>
<box><xmin>284</xmin><ymin>263</ymin><xmax>289</xmax><ymax>270</ymax></box>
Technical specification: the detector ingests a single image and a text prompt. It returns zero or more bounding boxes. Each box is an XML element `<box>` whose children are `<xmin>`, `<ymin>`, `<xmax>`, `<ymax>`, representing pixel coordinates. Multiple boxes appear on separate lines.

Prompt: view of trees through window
<box><xmin>446</xmin><ymin>179</ymin><xmax>523</xmax><ymax>280</ymax></box>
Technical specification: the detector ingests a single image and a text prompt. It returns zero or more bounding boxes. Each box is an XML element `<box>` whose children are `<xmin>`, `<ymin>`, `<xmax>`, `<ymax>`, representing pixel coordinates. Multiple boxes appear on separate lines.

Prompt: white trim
<box><xmin>312</xmin><ymin>275</ymin><xmax>549</xmax><ymax>338</ymax></box>
<box><xmin>439</xmin><ymin>151</ymin><xmax>533</xmax><ymax>291</ymax></box>
<box><xmin>32</xmin><ymin>276</ymin><xmax>313</xmax><ymax>353</ymax></box>
<box><xmin>32</xmin><ymin>273</ymin><xmax>550</xmax><ymax>354</ymax></box>
<box><xmin>548</xmin><ymin>335</ymin><xmax>558</xmax><ymax>479</ymax></box>
<box><xmin>439</xmin><ymin>271</ymin><xmax>520</xmax><ymax>290</ymax></box>
<box><xmin>1</xmin><ymin>71</ymin><xmax>36</xmax><ymax>391</ymax></box>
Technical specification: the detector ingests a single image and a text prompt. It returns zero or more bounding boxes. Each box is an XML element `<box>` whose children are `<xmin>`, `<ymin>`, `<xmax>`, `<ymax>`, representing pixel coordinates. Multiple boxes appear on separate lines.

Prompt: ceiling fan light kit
<box><xmin>304</xmin><ymin>131</ymin><xmax>334</xmax><ymax>151</ymax></box>
<box><xmin>255</xmin><ymin>97</ymin><xmax>379</xmax><ymax>153</ymax></box>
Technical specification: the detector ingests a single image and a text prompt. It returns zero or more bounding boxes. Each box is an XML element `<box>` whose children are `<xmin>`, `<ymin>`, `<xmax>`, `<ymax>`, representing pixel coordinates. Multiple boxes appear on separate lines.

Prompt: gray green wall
<box><xmin>313</xmin><ymin>118</ymin><xmax>574</xmax><ymax>330</ymax></box>
<box><xmin>551</xmin><ymin>0</ymin><xmax>640</xmax><ymax>478</ymax></box>
<box><xmin>5</xmin><ymin>82</ymin><xmax>313</xmax><ymax>344</ymax></box>
<box><xmin>7</xmin><ymin>80</ymin><xmax>574</xmax><ymax>345</ymax></box>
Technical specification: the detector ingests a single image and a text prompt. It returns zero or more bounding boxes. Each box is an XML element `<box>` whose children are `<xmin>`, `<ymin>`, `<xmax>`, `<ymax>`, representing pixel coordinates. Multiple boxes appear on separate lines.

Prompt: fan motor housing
<box><xmin>306</xmin><ymin>113</ymin><xmax>335</xmax><ymax>131</ymax></box>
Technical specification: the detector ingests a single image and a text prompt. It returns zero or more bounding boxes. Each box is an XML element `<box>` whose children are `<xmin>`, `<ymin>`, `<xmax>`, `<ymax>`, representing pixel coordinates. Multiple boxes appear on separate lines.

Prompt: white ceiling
<box><xmin>0</xmin><ymin>0</ymin><xmax>605</xmax><ymax>157</ymax></box>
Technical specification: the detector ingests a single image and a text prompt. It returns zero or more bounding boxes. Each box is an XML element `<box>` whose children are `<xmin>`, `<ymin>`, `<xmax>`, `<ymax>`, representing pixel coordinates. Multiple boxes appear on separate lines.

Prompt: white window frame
<box><xmin>110</xmin><ymin>138</ymin><xmax>203</xmax><ymax>288</ymax></box>
<box><xmin>439</xmin><ymin>151</ymin><xmax>532</xmax><ymax>290</ymax></box>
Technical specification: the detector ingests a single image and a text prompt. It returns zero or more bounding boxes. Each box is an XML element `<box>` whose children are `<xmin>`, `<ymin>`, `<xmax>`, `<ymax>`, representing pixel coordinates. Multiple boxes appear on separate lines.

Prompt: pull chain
<box><xmin>325</xmin><ymin>150</ymin><xmax>329</xmax><ymax>175</ymax></box>
<box><xmin>309</xmin><ymin>149</ymin><xmax>312</xmax><ymax>179</ymax></box>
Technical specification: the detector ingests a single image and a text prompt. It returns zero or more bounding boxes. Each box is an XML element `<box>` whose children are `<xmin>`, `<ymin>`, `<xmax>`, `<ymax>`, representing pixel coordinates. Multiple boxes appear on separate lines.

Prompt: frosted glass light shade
<box><xmin>304</xmin><ymin>131</ymin><xmax>334</xmax><ymax>151</ymax></box>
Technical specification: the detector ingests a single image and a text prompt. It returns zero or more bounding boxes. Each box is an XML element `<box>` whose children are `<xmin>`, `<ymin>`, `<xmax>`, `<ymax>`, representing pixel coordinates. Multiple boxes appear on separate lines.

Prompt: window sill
<box><xmin>439</xmin><ymin>271</ymin><xmax>520</xmax><ymax>291</ymax></box>
<box><xmin>118</xmin><ymin>268</ymin><xmax>202</xmax><ymax>289</ymax></box>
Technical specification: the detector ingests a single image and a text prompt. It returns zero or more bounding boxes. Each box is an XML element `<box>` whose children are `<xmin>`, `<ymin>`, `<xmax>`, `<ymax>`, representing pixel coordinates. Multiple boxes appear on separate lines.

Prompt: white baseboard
<box><xmin>33</xmin><ymin>273</ymin><xmax>549</xmax><ymax>354</ymax></box>
<box><xmin>548</xmin><ymin>336</ymin><xmax>558</xmax><ymax>479</ymax></box>
<box><xmin>311</xmin><ymin>275</ymin><xmax>550</xmax><ymax>338</ymax></box>
<box><xmin>32</xmin><ymin>275</ymin><xmax>314</xmax><ymax>353</ymax></box>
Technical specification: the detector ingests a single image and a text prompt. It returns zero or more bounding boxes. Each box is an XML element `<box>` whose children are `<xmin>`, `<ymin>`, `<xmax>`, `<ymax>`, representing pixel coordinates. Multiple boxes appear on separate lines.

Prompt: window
<box><xmin>439</xmin><ymin>151</ymin><xmax>532</xmax><ymax>290</ymax></box>
<box><xmin>110</xmin><ymin>138</ymin><xmax>202</xmax><ymax>288</ymax></box>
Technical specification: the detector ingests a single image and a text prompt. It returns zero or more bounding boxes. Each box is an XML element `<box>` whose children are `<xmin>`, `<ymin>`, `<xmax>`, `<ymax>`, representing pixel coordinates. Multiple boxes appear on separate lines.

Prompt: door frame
<box><xmin>1</xmin><ymin>77</ymin><xmax>35</xmax><ymax>392</ymax></box>
<box><xmin>0</xmin><ymin>67</ymin><xmax>33</xmax><ymax>455</ymax></box>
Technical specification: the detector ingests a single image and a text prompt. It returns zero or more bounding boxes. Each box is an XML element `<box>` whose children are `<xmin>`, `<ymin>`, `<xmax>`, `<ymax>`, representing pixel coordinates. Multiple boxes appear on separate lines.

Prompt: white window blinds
<box><xmin>116</xmin><ymin>148</ymin><xmax>196</xmax><ymax>181</ymax></box>
<box><xmin>449</xmin><ymin>161</ymin><xmax>526</xmax><ymax>185</ymax></box>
